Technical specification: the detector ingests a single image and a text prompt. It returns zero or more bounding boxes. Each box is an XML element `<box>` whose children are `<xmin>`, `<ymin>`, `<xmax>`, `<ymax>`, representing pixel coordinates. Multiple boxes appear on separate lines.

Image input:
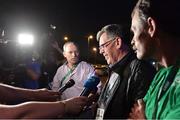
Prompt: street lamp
<box><xmin>92</xmin><ymin>47</ymin><xmax>97</xmax><ymax>52</ymax></box>
<box><xmin>88</xmin><ymin>35</ymin><xmax>93</xmax><ymax>60</ymax></box>
<box><xmin>88</xmin><ymin>35</ymin><xmax>93</xmax><ymax>39</ymax></box>
<box><xmin>88</xmin><ymin>35</ymin><xmax>93</xmax><ymax>47</ymax></box>
<box><xmin>92</xmin><ymin>47</ymin><xmax>97</xmax><ymax>64</ymax></box>
<box><xmin>64</xmin><ymin>36</ymin><xmax>69</xmax><ymax>41</ymax></box>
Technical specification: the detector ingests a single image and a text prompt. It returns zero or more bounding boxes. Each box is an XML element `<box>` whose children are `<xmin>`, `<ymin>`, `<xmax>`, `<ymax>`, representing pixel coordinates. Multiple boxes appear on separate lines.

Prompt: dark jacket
<box><xmin>97</xmin><ymin>51</ymin><xmax>156</xmax><ymax>119</ymax></box>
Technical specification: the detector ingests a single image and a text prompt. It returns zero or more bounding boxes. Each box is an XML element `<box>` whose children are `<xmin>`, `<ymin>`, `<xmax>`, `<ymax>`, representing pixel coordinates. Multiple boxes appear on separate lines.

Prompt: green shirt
<box><xmin>144</xmin><ymin>65</ymin><xmax>180</xmax><ymax>119</ymax></box>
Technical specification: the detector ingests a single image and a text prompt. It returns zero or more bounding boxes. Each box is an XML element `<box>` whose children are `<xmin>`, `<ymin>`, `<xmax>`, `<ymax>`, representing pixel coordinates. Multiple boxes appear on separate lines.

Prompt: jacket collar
<box><xmin>108</xmin><ymin>51</ymin><xmax>136</xmax><ymax>73</ymax></box>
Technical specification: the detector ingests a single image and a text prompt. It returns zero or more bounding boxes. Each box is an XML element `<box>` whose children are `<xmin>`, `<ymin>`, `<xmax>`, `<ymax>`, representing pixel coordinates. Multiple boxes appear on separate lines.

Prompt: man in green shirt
<box><xmin>129</xmin><ymin>0</ymin><xmax>180</xmax><ymax>119</ymax></box>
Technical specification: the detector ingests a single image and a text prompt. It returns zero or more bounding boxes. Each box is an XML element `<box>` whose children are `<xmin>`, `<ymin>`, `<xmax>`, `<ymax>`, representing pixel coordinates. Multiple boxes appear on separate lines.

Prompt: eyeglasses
<box><xmin>99</xmin><ymin>38</ymin><xmax>116</xmax><ymax>50</ymax></box>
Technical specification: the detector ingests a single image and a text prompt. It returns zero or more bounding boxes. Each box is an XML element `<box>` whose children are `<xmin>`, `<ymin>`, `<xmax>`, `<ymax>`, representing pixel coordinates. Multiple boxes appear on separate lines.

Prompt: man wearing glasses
<box><xmin>94</xmin><ymin>24</ymin><xmax>156</xmax><ymax>119</ymax></box>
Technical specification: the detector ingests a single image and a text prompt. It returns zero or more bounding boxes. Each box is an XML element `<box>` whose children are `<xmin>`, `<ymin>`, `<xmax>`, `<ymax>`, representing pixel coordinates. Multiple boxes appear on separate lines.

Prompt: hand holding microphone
<box><xmin>77</xmin><ymin>76</ymin><xmax>100</xmax><ymax>115</ymax></box>
<box><xmin>80</xmin><ymin>76</ymin><xmax>100</xmax><ymax>97</ymax></box>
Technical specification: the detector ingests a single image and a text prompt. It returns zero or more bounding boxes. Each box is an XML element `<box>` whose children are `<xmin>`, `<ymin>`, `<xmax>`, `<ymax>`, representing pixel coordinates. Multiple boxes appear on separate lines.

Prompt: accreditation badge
<box><xmin>95</xmin><ymin>108</ymin><xmax>105</xmax><ymax>120</ymax></box>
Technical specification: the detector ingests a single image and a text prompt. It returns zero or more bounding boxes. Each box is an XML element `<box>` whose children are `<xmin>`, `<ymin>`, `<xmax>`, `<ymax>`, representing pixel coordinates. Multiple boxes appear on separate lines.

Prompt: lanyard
<box><xmin>98</xmin><ymin>71</ymin><xmax>120</xmax><ymax>113</ymax></box>
<box><xmin>59</xmin><ymin>64</ymin><xmax>77</xmax><ymax>87</ymax></box>
<box><xmin>152</xmin><ymin>65</ymin><xmax>179</xmax><ymax>119</ymax></box>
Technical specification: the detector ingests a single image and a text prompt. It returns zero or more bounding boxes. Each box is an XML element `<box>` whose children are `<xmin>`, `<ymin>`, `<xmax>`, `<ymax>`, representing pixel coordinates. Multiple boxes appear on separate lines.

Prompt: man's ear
<box><xmin>116</xmin><ymin>37</ymin><xmax>122</xmax><ymax>49</ymax></box>
<box><xmin>147</xmin><ymin>17</ymin><xmax>156</xmax><ymax>37</ymax></box>
<box><xmin>63</xmin><ymin>52</ymin><xmax>66</xmax><ymax>58</ymax></box>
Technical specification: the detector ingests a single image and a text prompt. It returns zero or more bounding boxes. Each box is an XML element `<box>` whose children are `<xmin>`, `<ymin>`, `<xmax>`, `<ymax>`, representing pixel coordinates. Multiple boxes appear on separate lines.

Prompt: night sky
<box><xmin>0</xmin><ymin>0</ymin><xmax>138</xmax><ymax>65</ymax></box>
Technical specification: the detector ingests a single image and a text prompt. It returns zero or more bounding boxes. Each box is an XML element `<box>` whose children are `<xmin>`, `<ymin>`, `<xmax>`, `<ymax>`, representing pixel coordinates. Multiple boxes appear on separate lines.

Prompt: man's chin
<box><xmin>137</xmin><ymin>53</ymin><xmax>144</xmax><ymax>60</ymax></box>
<box><xmin>137</xmin><ymin>53</ymin><xmax>151</xmax><ymax>60</ymax></box>
<box><xmin>106</xmin><ymin>60</ymin><xmax>111</xmax><ymax>65</ymax></box>
<box><xmin>72</xmin><ymin>60</ymin><xmax>79</xmax><ymax>64</ymax></box>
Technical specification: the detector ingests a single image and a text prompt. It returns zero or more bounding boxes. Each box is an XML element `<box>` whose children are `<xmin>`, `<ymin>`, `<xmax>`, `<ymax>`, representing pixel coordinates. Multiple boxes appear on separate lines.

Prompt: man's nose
<box><xmin>99</xmin><ymin>48</ymin><xmax>104</xmax><ymax>54</ymax></box>
<box><xmin>72</xmin><ymin>52</ymin><xmax>78</xmax><ymax>57</ymax></box>
<box><xmin>72</xmin><ymin>52</ymin><xmax>76</xmax><ymax>57</ymax></box>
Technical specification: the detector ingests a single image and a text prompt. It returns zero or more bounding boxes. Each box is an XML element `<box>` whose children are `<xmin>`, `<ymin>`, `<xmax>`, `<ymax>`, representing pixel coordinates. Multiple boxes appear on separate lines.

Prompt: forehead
<box><xmin>64</xmin><ymin>43</ymin><xmax>78</xmax><ymax>52</ymax></box>
<box><xmin>99</xmin><ymin>32</ymin><xmax>109</xmax><ymax>44</ymax></box>
<box><xmin>131</xmin><ymin>11</ymin><xmax>141</xmax><ymax>29</ymax></box>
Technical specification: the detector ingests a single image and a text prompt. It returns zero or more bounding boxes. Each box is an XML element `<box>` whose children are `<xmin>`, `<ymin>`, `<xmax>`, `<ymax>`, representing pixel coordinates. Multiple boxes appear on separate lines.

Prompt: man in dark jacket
<box><xmin>94</xmin><ymin>24</ymin><xmax>156</xmax><ymax>119</ymax></box>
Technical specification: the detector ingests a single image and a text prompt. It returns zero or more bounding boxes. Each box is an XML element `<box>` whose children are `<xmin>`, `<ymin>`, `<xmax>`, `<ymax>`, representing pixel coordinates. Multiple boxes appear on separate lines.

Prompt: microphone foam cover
<box><xmin>83</xmin><ymin>76</ymin><xmax>100</xmax><ymax>89</ymax></box>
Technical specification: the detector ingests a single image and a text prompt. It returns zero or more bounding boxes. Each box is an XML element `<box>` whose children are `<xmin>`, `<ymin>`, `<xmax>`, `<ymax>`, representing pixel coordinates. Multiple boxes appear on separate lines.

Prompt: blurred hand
<box><xmin>51</xmin><ymin>41</ymin><xmax>59</xmax><ymax>50</ymax></box>
<box><xmin>63</xmin><ymin>96</ymin><xmax>88</xmax><ymax>115</ymax></box>
<box><xmin>86</xmin><ymin>93</ymin><xmax>99</xmax><ymax>107</ymax></box>
<box><xmin>51</xmin><ymin>41</ymin><xmax>63</xmax><ymax>54</ymax></box>
<box><xmin>128</xmin><ymin>99</ymin><xmax>146</xmax><ymax>120</ymax></box>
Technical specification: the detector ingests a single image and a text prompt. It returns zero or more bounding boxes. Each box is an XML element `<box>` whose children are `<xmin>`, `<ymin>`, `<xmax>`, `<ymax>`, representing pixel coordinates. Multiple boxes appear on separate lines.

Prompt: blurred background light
<box><xmin>18</xmin><ymin>33</ymin><xmax>34</xmax><ymax>45</ymax></box>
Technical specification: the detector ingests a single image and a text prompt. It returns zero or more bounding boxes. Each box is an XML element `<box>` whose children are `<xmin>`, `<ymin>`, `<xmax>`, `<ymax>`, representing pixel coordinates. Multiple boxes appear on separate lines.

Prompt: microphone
<box><xmin>58</xmin><ymin>79</ymin><xmax>75</xmax><ymax>93</ymax></box>
<box><xmin>80</xmin><ymin>76</ymin><xmax>100</xmax><ymax>96</ymax></box>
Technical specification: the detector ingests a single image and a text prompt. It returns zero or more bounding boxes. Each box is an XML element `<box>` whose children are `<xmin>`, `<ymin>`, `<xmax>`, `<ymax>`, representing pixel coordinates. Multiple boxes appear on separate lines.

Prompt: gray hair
<box><xmin>133</xmin><ymin>0</ymin><xmax>180</xmax><ymax>37</ymax></box>
<box><xmin>96</xmin><ymin>24</ymin><xmax>130</xmax><ymax>45</ymax></box>
<box><xmin>63</xmin><ymin>41</ymin><xmax>79</xmax><ymax>52</ymax></box>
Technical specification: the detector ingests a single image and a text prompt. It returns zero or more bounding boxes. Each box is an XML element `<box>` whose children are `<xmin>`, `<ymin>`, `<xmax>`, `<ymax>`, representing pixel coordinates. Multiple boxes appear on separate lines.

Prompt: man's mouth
<box><xmin>132</xmin><ymin>46</ymin><xmax>137</xmax><ymax>53</ymax></box>
<box><xmin>72</xmin><ymin>58</ymin><xmax>78</xmax><ymax>61</ymax></box>
<box><xmin>103</xmin><ymin>54</ymin><xmax>108</xmax><ymax>59</ymax></box>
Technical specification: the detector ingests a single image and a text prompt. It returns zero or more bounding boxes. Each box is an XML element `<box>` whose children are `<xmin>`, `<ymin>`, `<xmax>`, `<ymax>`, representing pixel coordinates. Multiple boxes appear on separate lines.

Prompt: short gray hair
<box><xmin>133</xmin><ymin>0</ymin><xmax>180</xmax><ymax>37</ymax></box>
<box><xmin>63</xmin><ymin>41</ymin><xmax>79</xmax><ymax>52</ymax></box>
<box><xmin>96</xmin><ymin>24</ymin><xmax>131</xmax><ymax>45</ymax></box>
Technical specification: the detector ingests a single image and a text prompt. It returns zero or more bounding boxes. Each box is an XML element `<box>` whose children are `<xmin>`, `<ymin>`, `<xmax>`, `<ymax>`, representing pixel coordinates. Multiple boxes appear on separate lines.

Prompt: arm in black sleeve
<box><xmin>129</xmin><ymin>59</ymin><xmax>157</xmax><ymax>101</ymax></box>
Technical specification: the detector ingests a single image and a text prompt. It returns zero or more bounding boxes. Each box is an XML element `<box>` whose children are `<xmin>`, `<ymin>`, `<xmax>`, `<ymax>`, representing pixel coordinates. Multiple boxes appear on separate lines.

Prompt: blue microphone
<box><xmin>80</xmin><ymin>76</ymin><xmax>100</xmax><ymax>96</ymax></box>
